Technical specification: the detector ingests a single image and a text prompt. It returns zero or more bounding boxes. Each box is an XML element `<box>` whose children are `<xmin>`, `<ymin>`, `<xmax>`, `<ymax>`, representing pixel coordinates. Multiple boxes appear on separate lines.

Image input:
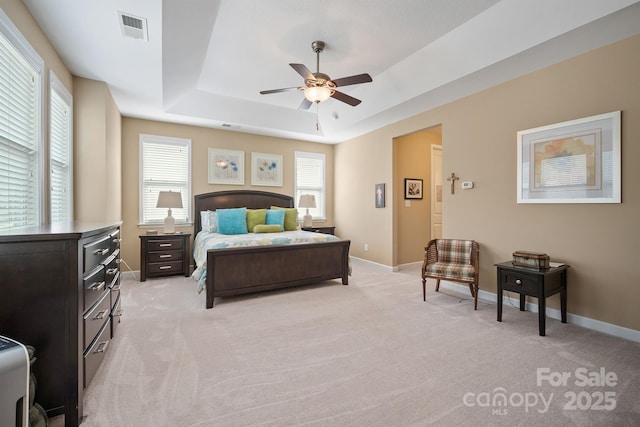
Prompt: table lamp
<box><xmin>156</xmin><ymin>190</ymin><xmax>183</xmax><ymax>233</ymax></box>
<box><xmin>298</xmin><ymin>194</ymin><xmax>316</xmax><ymax>228</ymax></box>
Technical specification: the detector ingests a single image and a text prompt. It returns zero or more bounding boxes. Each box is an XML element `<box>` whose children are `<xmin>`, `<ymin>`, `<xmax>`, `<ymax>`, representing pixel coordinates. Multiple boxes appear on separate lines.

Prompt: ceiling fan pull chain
<box><xmin>316</xmin><ymin>103</ymin><xmax>319</xmax><ymax>131</ymax></box>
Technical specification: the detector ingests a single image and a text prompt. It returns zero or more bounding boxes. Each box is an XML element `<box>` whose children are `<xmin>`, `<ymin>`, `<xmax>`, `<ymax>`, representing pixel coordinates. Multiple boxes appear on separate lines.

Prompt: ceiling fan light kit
<box><xmin>260</xmin><ymin>40</ymin><xmax>372</xmax><ymax>110</ymax></box>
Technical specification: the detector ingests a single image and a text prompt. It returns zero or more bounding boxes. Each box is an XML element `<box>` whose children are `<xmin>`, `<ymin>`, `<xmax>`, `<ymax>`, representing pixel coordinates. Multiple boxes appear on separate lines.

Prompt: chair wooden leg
<box><xmin>422</xmin><ymin>278</ymin><xmax>426</xmax><ymax>301</ymax></box>
<box><xmin>473</xmin><ymin>283</ymin><xmax>479</xmax><ymax>310</ymax></box>
<box><xmin>435</xmin><ymin>279</ymin><xmax>440</xmax><ymax>292</ymax></box>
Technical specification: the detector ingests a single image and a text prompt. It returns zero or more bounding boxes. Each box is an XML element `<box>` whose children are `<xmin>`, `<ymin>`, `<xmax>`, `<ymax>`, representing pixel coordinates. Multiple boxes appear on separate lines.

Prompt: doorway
<box><xmin>431</xmin><ymin>144</ymin><xmax>442</xmax><ymax>239</ymax></box>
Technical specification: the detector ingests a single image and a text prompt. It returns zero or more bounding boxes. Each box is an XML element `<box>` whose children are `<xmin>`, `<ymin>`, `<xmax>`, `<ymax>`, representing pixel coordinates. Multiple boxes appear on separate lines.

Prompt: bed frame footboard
<box><xmin>205</xmin><ymin>240</ymin><xmax>350</xmax><ymax>308</ymax></box>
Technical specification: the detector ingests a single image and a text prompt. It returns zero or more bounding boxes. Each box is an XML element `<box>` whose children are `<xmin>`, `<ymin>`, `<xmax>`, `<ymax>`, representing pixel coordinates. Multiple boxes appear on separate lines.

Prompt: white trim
<box><xmin>350</xmin><ymin>256</ymin><xmax>395</xmax><ymax>271</ymax></box>
<box><xmin>436</xmin><ymin>280</ymin><xmax>640</xmax><ymax>343</ymax></box>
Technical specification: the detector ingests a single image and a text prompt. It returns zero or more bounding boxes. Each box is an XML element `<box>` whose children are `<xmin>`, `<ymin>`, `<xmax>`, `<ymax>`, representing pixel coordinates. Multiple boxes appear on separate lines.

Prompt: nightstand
<box><xmin>139</xmin><ymin>233</ymin><xmax>191</xmax><ymax>281</ymax></box>
<box><xmin>301</xmin><ymin>226</ymin><xmax>336</xmax><ymax>235</ymax></box>
<box><xmin>495</xmin><ymin>261</ymin><xmax>569</xmax><ymax>336</ymax></box>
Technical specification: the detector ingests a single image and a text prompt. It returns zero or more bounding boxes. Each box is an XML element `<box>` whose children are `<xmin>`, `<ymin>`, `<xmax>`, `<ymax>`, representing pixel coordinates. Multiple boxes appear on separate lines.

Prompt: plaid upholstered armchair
<box><xmin>421</xmin><ymin>239</ymin><xmax>480</xmax><ymax>310</ymax></box>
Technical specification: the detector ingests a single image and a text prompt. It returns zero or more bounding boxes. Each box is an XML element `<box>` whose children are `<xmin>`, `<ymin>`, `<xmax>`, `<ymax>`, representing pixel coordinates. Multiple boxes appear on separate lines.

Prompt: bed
<box><xmin>193</xmin><ymin>190</ymin><xmax>351</xmax><ymax>308</ymax></box>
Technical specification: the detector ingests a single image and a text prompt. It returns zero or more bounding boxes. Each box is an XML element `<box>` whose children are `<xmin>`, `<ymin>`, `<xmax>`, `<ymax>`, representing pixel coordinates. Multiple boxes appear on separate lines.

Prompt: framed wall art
<box><xmin>251</xmin><ymin>152</ymin><xmax>283</xmax><ymax>187</ymax></box>
<box><xmin>517</xmin><ymin>111</ymin><xmax>621</xmax><ymax>204</ymax></box>
<box><xmin>404</xmin><ymin>178</ymin><xmax>423</xmax><ymax>200</ymax></box>
<box><xmin>375</xmin><ymin>183</ymin><xmax>385</xmax><ymax>208</ymax></box>
<box><xmin>208</xmin><ymin>148</ymin><xmax>244</xmax><ymax>185</ymax></box>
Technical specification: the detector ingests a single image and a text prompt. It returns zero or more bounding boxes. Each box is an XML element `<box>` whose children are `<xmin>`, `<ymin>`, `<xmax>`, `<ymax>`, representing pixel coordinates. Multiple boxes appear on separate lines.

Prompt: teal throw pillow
<box><xmin>265</xmin><ymin>209</ymin><xmax>286</xmax><ymax>229</ymax></box>
<box><xmin>217</xmin><ymin>208</ymin><xmax>248</xmax><ymax>235</ymax></box>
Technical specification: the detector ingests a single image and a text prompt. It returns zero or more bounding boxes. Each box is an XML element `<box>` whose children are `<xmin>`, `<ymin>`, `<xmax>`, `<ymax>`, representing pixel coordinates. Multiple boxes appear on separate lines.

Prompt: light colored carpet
<box><xmin>54</xmin><ymin>260</ymin><xmax>639</xmax><ymax>426</ymax></box>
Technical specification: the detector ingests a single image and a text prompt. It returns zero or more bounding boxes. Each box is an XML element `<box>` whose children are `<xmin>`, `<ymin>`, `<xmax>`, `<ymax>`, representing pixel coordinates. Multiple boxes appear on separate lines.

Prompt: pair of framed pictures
<box><xmin>208</xmin><ymin>149</ymin><xmax>282</xmax><ymax>187</ymax></box>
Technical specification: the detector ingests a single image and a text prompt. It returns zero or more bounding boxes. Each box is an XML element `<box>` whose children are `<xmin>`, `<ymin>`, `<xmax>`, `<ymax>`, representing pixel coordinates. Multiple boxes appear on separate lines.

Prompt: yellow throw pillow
<box><xmin>254</xmin><ymin>224</ymin><xmax>283</xmax><ymax>233</ymax></box>
<box><xmin>246</xmin><ymin>209</ymin><xmax>267</xmax><ymax>232</ymax></box>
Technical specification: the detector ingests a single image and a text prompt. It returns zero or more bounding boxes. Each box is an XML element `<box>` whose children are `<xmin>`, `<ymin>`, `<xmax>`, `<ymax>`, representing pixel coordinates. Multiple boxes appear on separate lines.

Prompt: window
<box><xmin>294</xmin><ymin>151</ymin><xmax>325</xmax><ymax>220</ymax></box>
<box><xmin>0</xmin><ymin>10</ymin><xmax>44</xmax><ymax>230</ymax></box>
<box><xmin>49</xmin><ymin>72</ymin><xmax>73</xmax><ymax>222</ymax></box>
<box><xmin>139</xmin><ymin>134</ymin><xmax>191</xmax><ymax>225</ymax></box>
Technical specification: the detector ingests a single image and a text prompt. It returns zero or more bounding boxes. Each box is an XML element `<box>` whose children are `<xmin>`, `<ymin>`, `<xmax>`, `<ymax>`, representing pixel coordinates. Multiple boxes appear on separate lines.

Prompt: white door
<box><xmin>431</xmin><ymin>145</ymin><xmax>442</xmax><ymax>239</ymax></box>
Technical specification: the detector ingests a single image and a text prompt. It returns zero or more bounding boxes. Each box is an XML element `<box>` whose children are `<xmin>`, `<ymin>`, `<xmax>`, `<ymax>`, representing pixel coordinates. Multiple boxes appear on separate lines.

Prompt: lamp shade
<box><xmin>298</xmin><ymin>194</ymin><xmax>316</xmax><ymax>209</ymax></box>
<box><xmin>156</xmin><ymin>191</ymin><xmax>183</xmax><ymax>209</ymax></box>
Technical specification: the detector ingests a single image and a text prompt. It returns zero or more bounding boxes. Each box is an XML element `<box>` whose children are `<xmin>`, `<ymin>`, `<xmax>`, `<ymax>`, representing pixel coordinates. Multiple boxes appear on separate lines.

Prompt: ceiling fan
<box><xmin>260</xmin><ymin>40</ymin><xmax>373</xmax><ymax>111</ymax></box>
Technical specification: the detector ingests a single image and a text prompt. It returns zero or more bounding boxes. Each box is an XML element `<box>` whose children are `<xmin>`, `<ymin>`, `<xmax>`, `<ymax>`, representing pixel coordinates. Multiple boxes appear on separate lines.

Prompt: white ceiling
<box><xmin>22</xmin><ymin>0</ymin><xmax>640</xmax><ymax>144</ymax></box>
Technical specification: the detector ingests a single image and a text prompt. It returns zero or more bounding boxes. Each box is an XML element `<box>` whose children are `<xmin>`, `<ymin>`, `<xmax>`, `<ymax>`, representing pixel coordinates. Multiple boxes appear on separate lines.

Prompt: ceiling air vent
<box><xmin>118</xmin><ymin>11</ymin><xmax>148</xmax><ymax>41</ymax></box>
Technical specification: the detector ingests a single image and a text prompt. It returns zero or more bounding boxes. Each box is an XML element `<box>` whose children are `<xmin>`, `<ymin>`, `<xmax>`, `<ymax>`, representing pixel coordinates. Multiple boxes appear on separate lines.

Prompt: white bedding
<box><xmin>191</xmin><ymin>230</ymin><xmax>341</xmax><ymax>292</ymax></box>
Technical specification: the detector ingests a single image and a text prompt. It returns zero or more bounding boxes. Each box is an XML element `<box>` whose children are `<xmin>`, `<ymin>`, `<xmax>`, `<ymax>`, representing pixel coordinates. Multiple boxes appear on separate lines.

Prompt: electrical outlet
<box><xmin>462</xmin><ymin>181</ymin><xmax>474</xmax><ymax>189</ymax></box>
<box><xmin>364</xmin><ymin>243</ymin><xmax>369</xmax><ymax>251</ymax></box>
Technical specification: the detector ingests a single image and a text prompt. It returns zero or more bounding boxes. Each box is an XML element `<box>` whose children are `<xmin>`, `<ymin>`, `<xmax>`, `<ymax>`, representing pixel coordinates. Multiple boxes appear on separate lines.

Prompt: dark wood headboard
<box><xmin>194</xmin><ymin>190</ymin><xmax>294</xmax><ymax>232</ymax></box>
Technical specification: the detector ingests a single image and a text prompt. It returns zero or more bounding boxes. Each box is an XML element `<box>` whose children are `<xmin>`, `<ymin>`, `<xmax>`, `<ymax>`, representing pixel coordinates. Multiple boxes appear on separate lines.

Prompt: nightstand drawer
<box><xmin>148</xmin><ymin>239</ymin><xmax>183</xmax><ymax>251</ymax></box>
<box><xmin>502</xmin><ymin>272</ymin><xmax>539</xmax><ymax>294</ymax></box>
<box><xmin>148</xmin><ymin>260</ymin><xmax>183</xmax><ymax>275</ymax></box>
<box><xmin>148</xmin><ymin>251</ymin><xmax>183</xmax><ymax>263</ymax></box>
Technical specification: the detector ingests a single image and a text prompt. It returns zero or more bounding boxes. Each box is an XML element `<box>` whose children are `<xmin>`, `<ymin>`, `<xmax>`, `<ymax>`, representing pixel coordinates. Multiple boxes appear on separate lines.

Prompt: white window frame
<box><xmin>139</xmin><ymin>134</ymin><xmax>192</xmax><ymax>226</ymax></box>
<box><xmin>49</xmin><ymin>71</ymin><xmax>73</xmax><ymax>223</ymax></box>
<box><xmin>294</xmin><ymin>151</ymin><xmax>326</xmax><ymax>221</ymax></box>
<box><xmin>0</xmin><ymin>10</ymin><xmax>44</xmax><ymax>229</ymax></box>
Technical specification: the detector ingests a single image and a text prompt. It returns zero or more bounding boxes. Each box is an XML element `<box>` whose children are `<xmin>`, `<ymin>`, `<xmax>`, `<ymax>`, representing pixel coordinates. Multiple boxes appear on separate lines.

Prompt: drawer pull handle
<box><xmin>106</xmin><ymin>267</ymin><xmax>118</xmax><ymax>275</ymax></box>
<box><xmin>94</xmin><ymin>310</ymin><xmax>108</xmax><ymax>320</ymax></box>
<box><xmin>159</xmin><ymin>243</ymin><xmax>173</xmax><ymax>247</ymax></box>
<box><xmin>93</xmin><ymin>248</ymin><xmax>109</xmax><ymax>256</ymax></box>
<box><xmin>113</xmin><ymin>238</ymin><xmax>121</xmax><ymax>243</ymax></box>
<box><xmin>116</xmin><ymin>258</ymin><xmax>122</xmax><ymax>264</ymax></box>
<box><xmin>159</xmin><ymin>254</ymin><xmax>172</xmax><ymax>259</ymax></box>
<box><xmin>159</xmin><ymin>266</ymin><xmax>172</xmax><ymax>270</ymax></box>
<box><xmin>94</xmin><ymin>341</ymin><xmax>109</xmax><ymax>354</ymax></box>
<box><xmin>112</xmin><ymin>284</ymin><xmax>121</xmax><ymax>291</ymax></box>
<box><xmin>515</xmin><ymin>279</ymin><xmax>522</xmax><ymax>285</ymax></box>
<box><xmin>113</xmin><ymin>309</ymin><xmax>123</xmax><ymax>317</ymax></box>
<box><xmin>89</xmin><ymin>281</ymin><xmax>106</xmax><ymax>292</ymax></box>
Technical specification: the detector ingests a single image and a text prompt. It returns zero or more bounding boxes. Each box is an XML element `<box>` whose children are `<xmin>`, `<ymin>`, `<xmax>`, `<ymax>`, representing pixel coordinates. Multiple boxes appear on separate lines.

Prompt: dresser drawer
<box><xmin>84</xmin><ymin>233</ymin><xmax>115</xmax><ymax>273</ymax></box>
<box><xmin>83</xmin><ymin>266</ymin><xmax>107</xmax><ymax>312</ymax></box>
<box><xmin>84</xmin><ymin>320</ymin><xmax>111</xmax><ymax>388</ymax></box>
<box><xmin>104</xmin><ymin>251</ymin><xmax>120</xmax><ymax>287</ymax></box>
<box><xmin>110</xmin><ymin>294</ymin><xmax>122</xmax><ymax>338</ymax></box>
<box><xmin>502</xmin><ymin>271</ymin><xmax>539</xmax><ymax>295</ymax></box>
<box><xmin>83</xmin><ymin>291</ymin><xmax>110</xmax><ymax>350</ymax></box>
<box><xmin>148</xmin><ymin>239</ymin><xmax>183</xmax><ymax>252</ymax></box>
<box><xmin>147</xmin><ymin>250</ymin><xmax>183</xmax><ymax>263</ymax></box>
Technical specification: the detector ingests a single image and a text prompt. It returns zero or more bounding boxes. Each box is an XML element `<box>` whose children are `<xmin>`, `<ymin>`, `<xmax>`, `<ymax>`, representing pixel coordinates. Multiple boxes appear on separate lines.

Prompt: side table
<box><xmin>140</xmin><ymin>233</ymin><xmax>191</xmax><ymax>281</ymax></box>
<box><xmin>495</xmin><ymin>261</ymin><xmax>569</xmax><ymax>336</ymax></box>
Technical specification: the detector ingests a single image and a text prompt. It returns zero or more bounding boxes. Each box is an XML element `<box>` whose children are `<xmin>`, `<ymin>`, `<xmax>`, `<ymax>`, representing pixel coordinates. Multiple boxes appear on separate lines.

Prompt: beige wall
<box><xmin>73</xmin><ymin>77</ymin><xmax>122</xmax><ymax>222</ymax></box>
<box><xmin>120</xmin><ymin>118</ymin><xmax>335</xmax><ymax>271</ymax></box>
<box><xmin>336</xmin><ymin>34</ymin><xmax>640</xmax><ymax>331</ymax></box>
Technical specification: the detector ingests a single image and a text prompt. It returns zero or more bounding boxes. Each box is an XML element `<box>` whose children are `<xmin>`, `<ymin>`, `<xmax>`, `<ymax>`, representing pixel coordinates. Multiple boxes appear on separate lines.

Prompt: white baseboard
<box><xmin>437</xmin><ymin>280</ymin><xmax>640</xmax><ymax>343</ymax></box>
<box><xmin>350</xmin><ymin>256</ymin><xmax>396</xmax><ymax>271</ymax></box>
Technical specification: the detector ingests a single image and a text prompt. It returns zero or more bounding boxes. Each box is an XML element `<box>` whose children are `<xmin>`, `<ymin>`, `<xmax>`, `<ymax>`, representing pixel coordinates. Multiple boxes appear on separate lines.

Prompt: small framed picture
<box><xmin>251</xmin><ymin>152</ymin><xmax>283</xmax><ymax>187</ymax></box>
<box><xmin>375</xmin><ymin>183</ymin><xmax>385</xmax><ymax>208</ymax></box>
<box><xmin>404</xmin><ymin>178</ymin><xmax>423</xmax><ymax>199</ymax></box>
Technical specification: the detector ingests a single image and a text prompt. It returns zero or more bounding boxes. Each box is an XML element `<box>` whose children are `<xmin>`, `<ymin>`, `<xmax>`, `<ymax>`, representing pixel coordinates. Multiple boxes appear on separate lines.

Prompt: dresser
<box><xmin>139</xmin><ymin>233</ymin><xmax>191</xmax><ymax>281</ymax></box>
<box><xmin>0</xmin><ymin>222</ymin><xmax>122</xmax><ymax>427</ymax></box>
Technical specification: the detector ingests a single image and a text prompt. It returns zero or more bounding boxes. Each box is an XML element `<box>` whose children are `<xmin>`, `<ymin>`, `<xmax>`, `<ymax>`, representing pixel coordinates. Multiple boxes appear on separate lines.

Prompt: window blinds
<box><xmin>49</xmin><ymin>74</ymin><xmax>72</xmax><ymax>223</ymax></box>
<box><xmin>140</xmin><ymin>135</ymin><xmax>191</xmax><ymax>225</ymax></box>
<box><xmin>0</xmin><ymin>23</ymin><xmax>42</xmax><ymax>230</ymax></box>
<box><xmin>295</xmin><ymin>151</ymin><xmax>325</xmax><ymax>219</ymax></box>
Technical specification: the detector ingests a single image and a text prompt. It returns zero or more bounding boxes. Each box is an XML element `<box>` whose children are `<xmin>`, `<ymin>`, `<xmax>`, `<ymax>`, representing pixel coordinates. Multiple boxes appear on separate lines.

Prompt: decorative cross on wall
<box><xmin>446</xmin><ymin>172</ymin><xmax>459</xmax><ymax>194</ymax></box>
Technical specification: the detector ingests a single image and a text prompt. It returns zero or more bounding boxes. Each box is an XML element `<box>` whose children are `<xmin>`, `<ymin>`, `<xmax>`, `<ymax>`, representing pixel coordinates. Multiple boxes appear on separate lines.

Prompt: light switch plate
<box><xmin>462</xmin><ymin>181</ymin><xmax>474</xmax><ymax>189</ymax></box>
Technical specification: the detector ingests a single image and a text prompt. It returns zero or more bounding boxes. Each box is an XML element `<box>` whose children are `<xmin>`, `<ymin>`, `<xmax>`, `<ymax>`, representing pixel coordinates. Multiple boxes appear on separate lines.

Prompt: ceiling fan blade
<box><xmin>331</xmin><ymin>73</ymin><xmax>372</xmax><ymax>87</ymax></box>
<box><xmin>260</xmin><ymin>87</ymin><xmax>300</xmax><ymax>95</ymax></box>
<box><xmin>331</xmin><ymin>90</ymin><xmax>361</xmax><ymax>106</ymax></box>
<box><xmin>290</xmin><ymin>63</ymin><xmax>314</xmax><ymax>81</ymax></box>
<box><xmin>298</xmin><ymin>97</ymin><xmax>312</xmax><ymax>111</ymax></box>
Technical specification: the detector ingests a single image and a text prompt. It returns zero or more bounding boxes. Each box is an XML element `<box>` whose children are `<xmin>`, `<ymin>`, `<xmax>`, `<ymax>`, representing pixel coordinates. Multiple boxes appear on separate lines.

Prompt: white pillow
<box><xmin>200</xmin><ymin>211</ymin><xmax>218</xmax><ymax>232</ymax></box>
